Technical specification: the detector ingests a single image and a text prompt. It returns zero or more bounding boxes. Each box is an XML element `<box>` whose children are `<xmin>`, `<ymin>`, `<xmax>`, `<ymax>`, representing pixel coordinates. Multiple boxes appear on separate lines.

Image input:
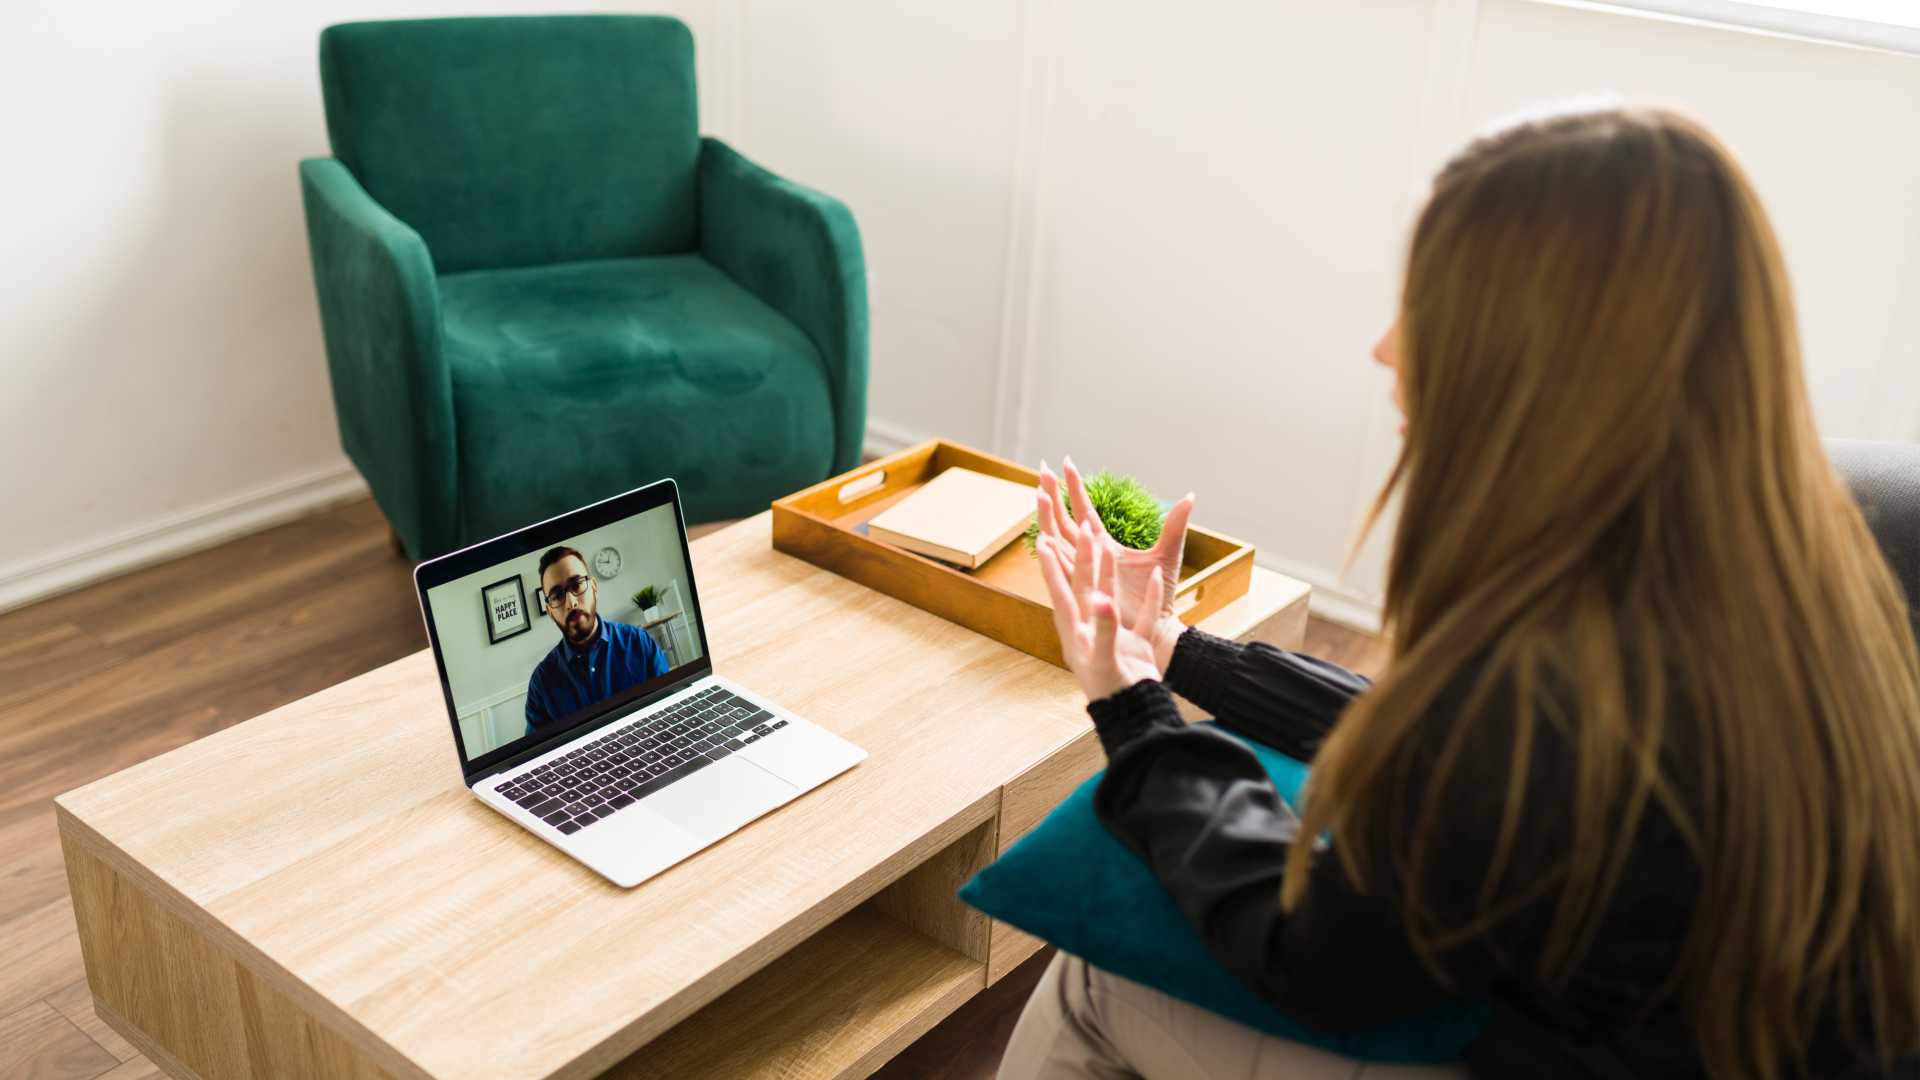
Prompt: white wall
<box><xmin>1462</xmin><ymin>0</ymin><xmax>1920</xmax><ymax>443</ymax></box>
<box><xmin>707</xmin><ymin>0</ymin><xmax>1920</xmax><ymax>627</ymax></box>
<box><xmin>720</xmin><ymin>1</ymin><xmax>1031</xmax><ymax>452</ymax></box>
<box><xmin>6</xmin><ymin>0</ymin><xmax>1917</xmax><ymax>629</ymax></box>
<box><xmin>1017</xmin><ymin>0</ymin><xmax>1434</xmax><ymax>613</ymax></box>
<box><xmin>0</xmin><ymin>0</ymin><xmax>701</xmax><ymax>613</ymax></box>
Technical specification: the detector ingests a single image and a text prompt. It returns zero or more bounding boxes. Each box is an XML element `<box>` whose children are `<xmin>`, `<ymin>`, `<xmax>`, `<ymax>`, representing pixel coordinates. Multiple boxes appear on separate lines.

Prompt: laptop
<box><xmin>413</xmin><ymin>478</ymin><xmax>866</xmax><ymax>887</ymax></box>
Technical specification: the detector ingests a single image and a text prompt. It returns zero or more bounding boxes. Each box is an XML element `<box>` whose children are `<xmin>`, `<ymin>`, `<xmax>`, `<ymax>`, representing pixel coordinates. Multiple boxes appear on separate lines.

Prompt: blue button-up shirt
<box><xmin>524</xmin><ymin>617</ymin><xmax>669</xmax><ymax>735</ymax></box>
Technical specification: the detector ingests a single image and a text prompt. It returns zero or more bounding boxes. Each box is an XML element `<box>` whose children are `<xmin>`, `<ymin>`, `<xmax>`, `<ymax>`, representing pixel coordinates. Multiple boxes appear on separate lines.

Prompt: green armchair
<box><xmin>300</xmin><ymin>15</ymin><xmax>868</xmax><ymax>558</ymax></box>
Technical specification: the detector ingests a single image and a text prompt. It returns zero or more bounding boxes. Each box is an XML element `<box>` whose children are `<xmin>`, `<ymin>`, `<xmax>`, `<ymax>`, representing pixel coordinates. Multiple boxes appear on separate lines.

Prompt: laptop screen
<box><xmin>415</xmin><ymin>483</ymin><xmax>709</xmax><ymax>773</ymax></box>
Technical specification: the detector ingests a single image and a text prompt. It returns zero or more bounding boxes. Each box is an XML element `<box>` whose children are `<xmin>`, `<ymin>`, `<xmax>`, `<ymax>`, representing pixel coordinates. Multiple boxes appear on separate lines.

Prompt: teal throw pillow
<box><xmin>958</xmin><ymin>723</ymin><xmax>1489</xmax><ymax>1064</ymax></box>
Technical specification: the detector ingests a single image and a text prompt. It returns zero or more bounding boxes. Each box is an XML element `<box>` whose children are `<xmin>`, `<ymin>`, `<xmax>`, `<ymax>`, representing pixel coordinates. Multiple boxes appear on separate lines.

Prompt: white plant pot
<box><xmin>642</xmin><ymin>606</ymin><xmax>662</xmax><ymax>622</ymax></box>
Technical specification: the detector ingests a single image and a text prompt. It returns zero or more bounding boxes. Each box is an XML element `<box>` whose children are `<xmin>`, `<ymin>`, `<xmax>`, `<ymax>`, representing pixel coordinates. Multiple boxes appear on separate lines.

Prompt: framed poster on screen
<box><xmin>482</xmin><ymin>576</ymin><xmax>531</xmax><ymax>643</ymax></box>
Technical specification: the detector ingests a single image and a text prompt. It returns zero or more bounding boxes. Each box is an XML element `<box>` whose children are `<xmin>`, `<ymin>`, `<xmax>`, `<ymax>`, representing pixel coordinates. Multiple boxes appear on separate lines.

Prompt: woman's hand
<box><xmin>1035</xmin><ymin>458</ymin><xmax>1193</xmax><ymax>675</ymax></box>
<box><xmin>1035</xmin><ymin>517</ymin><xmax>1166</xmax><ymax>702</ymax></box>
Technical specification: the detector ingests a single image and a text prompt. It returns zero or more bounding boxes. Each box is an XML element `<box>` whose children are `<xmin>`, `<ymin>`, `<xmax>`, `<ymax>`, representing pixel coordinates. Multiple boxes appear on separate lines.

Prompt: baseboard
<box><xmin>863</xmin><ymin>416</ymin><xmax>935</xmax><ymax>459</ymax></box>
<box><xmin>1304</xmin><ymin>587</ymin><xmax>1385</xmax><ymax>635</ymax></box>
<box><xmin>0</xmin><ymin>463</ymin><xmax>369</xmax><ymax>616</ymax></box>
<box><xmin>1255</xmin><ymin>554</ymin><xmax>1385</xmax><ymax>634</ymax></box>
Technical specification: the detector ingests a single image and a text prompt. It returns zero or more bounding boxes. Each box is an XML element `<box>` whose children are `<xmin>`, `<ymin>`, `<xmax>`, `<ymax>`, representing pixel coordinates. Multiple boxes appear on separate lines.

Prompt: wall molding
<box><xmin>685</xmin><ymin>0</ymin><xmax>749</xmax><ymax>140</ymax></box>
<box><xmin>988</xmin><ymin>0</ymin><xmax>1062</xmax><ymax>462</ymax></box>
<box><xmin>1406</xmin><ymin>0</ymin><xmax>1483</xmax><ymax>187</ymax></box>
<box><xmin>721</xmin><ymin>0</ymin><xmax>748</xmax><ymax>141</ymax></box>
<box><xmin>1328</xmin><ymin>0</ymin><xmax>1485</xmax><ymax>607</ymax></box>
<box><xmin>0</xmin><ymin>462</ymin><xmax>369</xmax><ymax>616</ymax></box>
<box><xmin>458</xmin><ymin>681</ymin><xmax>528</xmax><ymax>719</ymax></box>
<box><xmin>1534</xmin><ymin>0</ymin><xmax>1920</xmax><ymax>57</ymax></box>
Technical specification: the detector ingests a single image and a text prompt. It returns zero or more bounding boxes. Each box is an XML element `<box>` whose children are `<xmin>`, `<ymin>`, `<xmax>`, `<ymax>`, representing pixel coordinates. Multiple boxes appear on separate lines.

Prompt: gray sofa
<box><xmin>1830</xmin><ymin>439</ymin><xmax>1920</xmax><ymax>635</ymax></box>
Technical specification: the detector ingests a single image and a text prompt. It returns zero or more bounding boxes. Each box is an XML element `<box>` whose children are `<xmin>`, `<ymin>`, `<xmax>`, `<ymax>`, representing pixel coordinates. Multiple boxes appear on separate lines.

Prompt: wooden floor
<box><xmin>0</xmin><ymin>496</ymin><xmax>1382</xmax><ymax>1080</ymax></box>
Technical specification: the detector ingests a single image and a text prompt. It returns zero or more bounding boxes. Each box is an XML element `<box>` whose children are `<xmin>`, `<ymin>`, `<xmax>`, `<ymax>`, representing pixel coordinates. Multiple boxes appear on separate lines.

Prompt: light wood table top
<box><xmin>56</xmin><ymin>512</ymin><xmax>1311</xmax><ymax>1080</ymax></box>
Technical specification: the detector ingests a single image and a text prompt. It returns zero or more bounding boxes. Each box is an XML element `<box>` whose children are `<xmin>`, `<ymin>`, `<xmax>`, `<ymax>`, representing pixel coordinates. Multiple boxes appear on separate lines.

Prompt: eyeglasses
<box><xmin>541</xmin><ymin>575</ymin><xmax>592</xmax><ymax>608</ymax></box>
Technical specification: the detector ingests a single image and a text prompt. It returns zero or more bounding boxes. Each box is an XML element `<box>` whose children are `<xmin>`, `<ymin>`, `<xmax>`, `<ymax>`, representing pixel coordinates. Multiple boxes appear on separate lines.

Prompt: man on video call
<box><xmin>524</xmin><ymin>546</ymin><xmax>669</xmax><ymax>734</ymax></box>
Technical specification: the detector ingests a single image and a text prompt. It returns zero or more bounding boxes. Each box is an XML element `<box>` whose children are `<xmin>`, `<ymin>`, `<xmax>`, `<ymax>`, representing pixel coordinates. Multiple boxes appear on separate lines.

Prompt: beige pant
<box><xmin>998</xmin><ymin>952</ymin><xmax>1469</xmax><ymax>1080</ymax></box>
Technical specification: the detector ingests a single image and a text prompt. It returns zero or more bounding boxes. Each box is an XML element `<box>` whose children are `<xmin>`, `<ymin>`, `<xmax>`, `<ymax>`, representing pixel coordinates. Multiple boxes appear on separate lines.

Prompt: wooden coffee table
<box><xmin>56</xmin><ymin>512</ymin><xmax>1309</xmax><ymax>1079</ymax></box>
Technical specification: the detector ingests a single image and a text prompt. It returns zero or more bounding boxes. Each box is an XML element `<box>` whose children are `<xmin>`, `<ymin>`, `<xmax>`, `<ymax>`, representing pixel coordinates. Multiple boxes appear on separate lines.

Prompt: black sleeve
<box><xmin>1161</xmin><ymin>627</ymin><xmax>1371</xmax><ymax>760</ymax></box>
<box><xmin>1088</xmin><ymin>678</ymin><xmax>1506</xmax><ymax>1030</ymax></box>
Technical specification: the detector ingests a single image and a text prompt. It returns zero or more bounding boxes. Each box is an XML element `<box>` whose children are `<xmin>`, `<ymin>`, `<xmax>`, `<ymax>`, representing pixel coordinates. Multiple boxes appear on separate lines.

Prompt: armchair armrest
<box><xmin>698</xmin><ymin>138</ymin><xmax>869</xmax><ymax>473</ymax></box>
<box><xmin>300</xmin><ymin>157</ymin><xmax>457</xmax><ymax>557</ymax></box>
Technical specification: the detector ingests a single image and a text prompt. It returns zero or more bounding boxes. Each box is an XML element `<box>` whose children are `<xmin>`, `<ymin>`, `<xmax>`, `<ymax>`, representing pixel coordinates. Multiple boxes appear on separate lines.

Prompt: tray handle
<box><xmin>837</xmin><ymin>470</ymin><xmax>887</xmax><ymax>504</ymax></box>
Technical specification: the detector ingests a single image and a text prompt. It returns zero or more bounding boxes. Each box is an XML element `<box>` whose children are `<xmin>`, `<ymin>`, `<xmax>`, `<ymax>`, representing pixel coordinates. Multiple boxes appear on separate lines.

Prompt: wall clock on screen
<box><xmin>592</xmin><ymin>546</ymin><xmax>621</xmax><ymax>580</ymax></box>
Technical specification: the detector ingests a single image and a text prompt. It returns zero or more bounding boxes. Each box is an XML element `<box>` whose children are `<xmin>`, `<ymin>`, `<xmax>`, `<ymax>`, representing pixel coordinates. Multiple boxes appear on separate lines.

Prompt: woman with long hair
<box><xmin>999</xmin><ymin>104</ymin><xmax>1920</xmax><ymax>1078</ymax></box>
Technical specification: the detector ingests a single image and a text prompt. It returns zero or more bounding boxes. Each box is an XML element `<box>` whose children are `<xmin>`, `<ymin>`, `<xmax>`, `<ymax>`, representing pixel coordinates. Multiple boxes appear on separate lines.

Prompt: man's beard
<box><xmin>562</xmin><ymin>610</ymin><xmax>596</xmax><ymax>645</ymax></box>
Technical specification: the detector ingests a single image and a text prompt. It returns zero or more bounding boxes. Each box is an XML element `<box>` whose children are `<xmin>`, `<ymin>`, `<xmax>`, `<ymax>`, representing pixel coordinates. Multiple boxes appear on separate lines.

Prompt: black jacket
<box><xmin>1087</xmin><ymin>627</ymin><xmax>1916</xmax><ymax>1078</ymax></box>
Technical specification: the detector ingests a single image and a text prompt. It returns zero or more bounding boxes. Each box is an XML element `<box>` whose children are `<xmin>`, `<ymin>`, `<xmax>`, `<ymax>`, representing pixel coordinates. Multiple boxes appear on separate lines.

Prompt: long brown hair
<box><xmin>1285</xmin><ymin>104</ymin><xmax>1920</xmax><ymax>1077</ymax></box>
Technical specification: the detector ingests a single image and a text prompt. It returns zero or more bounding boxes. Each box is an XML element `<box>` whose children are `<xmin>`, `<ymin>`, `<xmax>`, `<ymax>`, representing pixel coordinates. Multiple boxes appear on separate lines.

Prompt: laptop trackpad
<box><xmin>645</xmin><ymin>757</ymin><xmax>798</xmax><ymax>836</ymax></box>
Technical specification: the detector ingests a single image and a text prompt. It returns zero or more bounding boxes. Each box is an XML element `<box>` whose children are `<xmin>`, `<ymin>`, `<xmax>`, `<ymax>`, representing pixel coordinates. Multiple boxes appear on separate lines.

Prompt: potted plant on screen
<box><xmin>633</xmin><ymin>585</ymin><xmax>663</xmax><ymax>622</ymax></box>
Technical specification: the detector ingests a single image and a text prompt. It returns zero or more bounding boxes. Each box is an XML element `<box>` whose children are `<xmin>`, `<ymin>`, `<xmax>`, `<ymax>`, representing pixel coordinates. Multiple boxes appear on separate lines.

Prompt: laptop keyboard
<box><xmin>489</xmin><ymin>686</ymin><xmax>790</xmax><ymax>835</ymax></box>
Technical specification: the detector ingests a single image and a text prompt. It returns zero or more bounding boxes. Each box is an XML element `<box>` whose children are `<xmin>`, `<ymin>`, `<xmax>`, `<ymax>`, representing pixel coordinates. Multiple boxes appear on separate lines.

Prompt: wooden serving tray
<box><xmin>771</xmin><ymin>439</ymin><xmax>1255</xmax><ymax>668</ymax></box>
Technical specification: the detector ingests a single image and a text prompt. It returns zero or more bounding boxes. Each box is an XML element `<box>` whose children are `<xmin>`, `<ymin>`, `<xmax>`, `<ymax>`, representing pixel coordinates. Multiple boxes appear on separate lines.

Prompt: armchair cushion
<box><xmin>440</xmin><ymin>255</ymin><xmax>835</xmax><ymax>537</ymax></box>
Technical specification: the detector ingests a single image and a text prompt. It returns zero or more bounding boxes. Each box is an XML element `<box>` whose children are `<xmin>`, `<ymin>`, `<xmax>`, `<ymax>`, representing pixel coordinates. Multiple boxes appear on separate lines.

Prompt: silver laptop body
<box><xmin>413</xmin><ymin>479</ymin><xmax>865</xmax><ymax>888</ymax></box>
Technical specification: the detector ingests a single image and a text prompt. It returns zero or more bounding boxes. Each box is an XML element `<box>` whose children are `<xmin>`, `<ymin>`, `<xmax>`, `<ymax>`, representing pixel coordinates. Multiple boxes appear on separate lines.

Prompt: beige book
<box><xmin>866</xmin><ymin>467</ymin><xmax>1038</xmax><ymax>569</ymax></box>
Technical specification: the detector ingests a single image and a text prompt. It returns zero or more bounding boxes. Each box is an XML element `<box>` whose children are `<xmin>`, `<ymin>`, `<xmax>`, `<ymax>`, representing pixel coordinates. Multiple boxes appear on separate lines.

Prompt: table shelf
<box><xmin>611</xmin><ymin>905</ymin><xmax>984</xmax><ymax>1079</ymax></box>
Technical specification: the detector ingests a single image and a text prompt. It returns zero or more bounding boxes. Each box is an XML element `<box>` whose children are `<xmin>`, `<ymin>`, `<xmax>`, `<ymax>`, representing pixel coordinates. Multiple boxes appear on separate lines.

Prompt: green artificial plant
<box><xmin>632</xmin><ymin>584</ymin><xmax>662</xmax><ymax>610</ymax></box>
<box><xmin>1024</xmin><ymin>470</ymin><xmax>1165</xmax><ymax>553</ymax></box>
